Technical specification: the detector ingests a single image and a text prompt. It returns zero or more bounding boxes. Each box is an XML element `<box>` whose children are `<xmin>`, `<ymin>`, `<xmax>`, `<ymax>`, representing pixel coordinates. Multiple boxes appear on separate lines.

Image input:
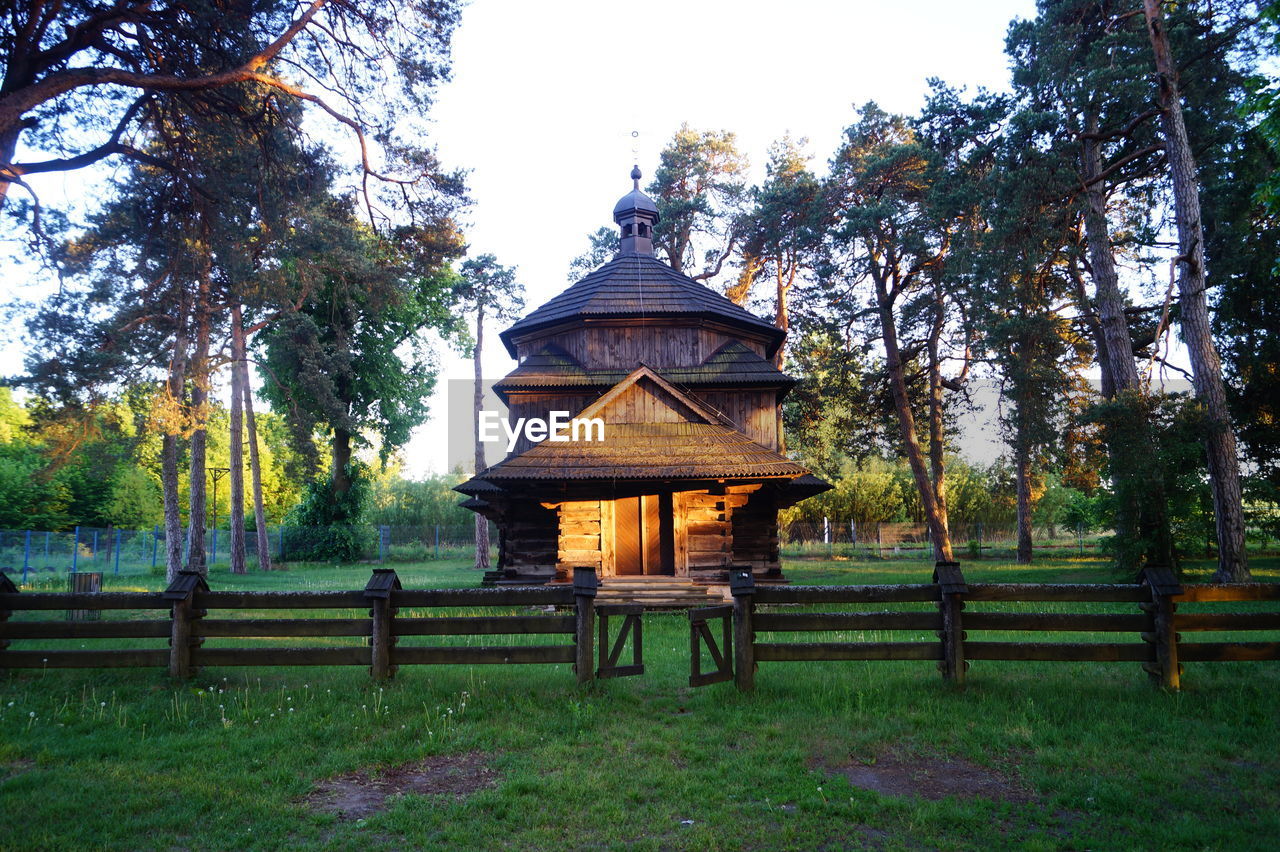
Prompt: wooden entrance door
<box><xmin>613</xmin><ymin>495</ymin><xmax>672</xmax><ymax>576</ymax></box>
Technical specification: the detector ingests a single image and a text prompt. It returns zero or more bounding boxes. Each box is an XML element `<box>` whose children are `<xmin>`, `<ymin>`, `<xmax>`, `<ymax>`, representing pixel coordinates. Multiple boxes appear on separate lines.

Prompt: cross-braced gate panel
<box><xmin>597</xmin><ymin>604</ymin><xmax>643</xmax><ymax>678</ymax></box>
<box><xmin>689</xmin><ymin>604</ymin><xmax>733</xmax><ymax>686</ymax></box>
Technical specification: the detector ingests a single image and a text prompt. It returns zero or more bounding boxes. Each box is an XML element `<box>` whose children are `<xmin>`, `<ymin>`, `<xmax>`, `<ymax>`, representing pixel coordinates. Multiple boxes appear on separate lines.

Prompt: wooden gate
<box><xmin>689</xmin><ymin>604</ymin><xmax>733</xmax><ymax>686</ymax></box>
<box><xmin>596</xmin><ymin>604</ymin><xmax>644</xmax><ymax>678</ymax></box>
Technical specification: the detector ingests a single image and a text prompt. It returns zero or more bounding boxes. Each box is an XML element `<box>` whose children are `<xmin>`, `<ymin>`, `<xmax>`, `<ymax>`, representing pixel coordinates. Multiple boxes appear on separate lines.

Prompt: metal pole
<box><xmin>114</xmin><ymin>529</ymin><xmax>122</xmax><ymax>574</ymax></box>
<box><xmin>72</xmin><ymin>526</ymin><xmax>80</xmax><ymax>573</ymax></box>
<box><xmin>92</xmin><ymin>529</ymin><xmax>99</xmax><ymax>566</ymax></box>
<box><xmin>208</xmin><ymin>467</ymin><xmax>230</xmax><ymax>568</ymax></box>
<box><xmin>434</xmin><ymin>524</ymin><xmax>440</xmax><ymax>559</ymax></box>
<box><xmin>22</xmin><ymin>530</ymin><xmax>31</xmax><ymax>583</ymax></box>
<box><xmin>152</xmin><ymin>525</ymin><xmax>159</xmax><ymax>568</ymax></box>
<box><xmin>44</xmin><ymin>530</ymin><xmax>50</xmax><ymax>563</ymax></box>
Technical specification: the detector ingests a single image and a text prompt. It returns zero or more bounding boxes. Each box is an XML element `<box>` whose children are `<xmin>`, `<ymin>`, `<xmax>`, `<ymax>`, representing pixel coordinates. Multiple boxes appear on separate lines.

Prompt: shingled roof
<box><xmin>478</xmin><ymin>422</ymin><xmax>810</xmax><ymax>481</ymax></box>
<box><xmin>494</xmin><ymin>341</ymin><xmax>795</xmax><ymax>399</ymax></box>
<box><xmin>498</xmin><ymin>253</ymin><xmax>785</xmax><ymax>358</ymax></box>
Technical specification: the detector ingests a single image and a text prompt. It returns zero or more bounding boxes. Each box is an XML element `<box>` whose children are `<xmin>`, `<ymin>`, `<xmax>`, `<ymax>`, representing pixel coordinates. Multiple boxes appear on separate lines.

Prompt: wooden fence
<box><xmin>0</xmin><ymin>569</ymin><xmax>618</xmax><ymax>682</ymax></box>
<box><xmin>713</xmin><ymin>563</ymin><xmax>1280</xmax><ymax>691</ymax></box>
<box><xmin>4</xmin><ymin>565</ymin><xmax>1278</xmax><ymax>693</ymax></box>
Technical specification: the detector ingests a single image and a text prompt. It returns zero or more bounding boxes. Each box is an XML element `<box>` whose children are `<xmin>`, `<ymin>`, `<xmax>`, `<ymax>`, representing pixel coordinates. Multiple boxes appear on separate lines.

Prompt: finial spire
<box><xmin>613</xmin><ymin>165</ymin><xmax>659</xmax><ymax>256</ymax></box>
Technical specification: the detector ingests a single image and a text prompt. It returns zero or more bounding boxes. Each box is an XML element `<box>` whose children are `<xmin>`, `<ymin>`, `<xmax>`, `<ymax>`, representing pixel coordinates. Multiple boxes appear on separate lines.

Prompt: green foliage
<box><xmin>285</xmin><ymin>462</ymin><xmax>373</xmax><ymax>562</ymax></box>
<box><xmin>1091</xmin><ymin>393</ymin><xmax>1220</xmax><ymax>565</ymax></box>
<box><xmin>0</xmin><ymin>442</ymin><xmax>68</xmax><ymax>529</ymax></box>
<box><xmin>366</xmin><ymin>473</ymin><xmax>473</xmax><ymax>528</ymax></box>
<box><xmin>260</xmin><ymin>223</ymin><xmax>466</xmax><ymax>479</ymax></box>
<box><xmin>103</xmin><ymin>465</ymin><xmax>162</xmax><ymax>529</ymax></box>
<box><xmin>649</xmin><ymin>124</ymin><xmax>748</xmax><ymax>277</ymax></box>
<box><xmin>567</xmin><ymin>226</ymin><xmax>619</xmax><ymax>280</ymax></box>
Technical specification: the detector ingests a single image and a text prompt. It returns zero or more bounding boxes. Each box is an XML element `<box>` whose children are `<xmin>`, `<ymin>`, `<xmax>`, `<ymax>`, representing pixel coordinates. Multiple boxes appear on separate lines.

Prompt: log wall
<box><xmin>501</xmin><ymin>502</ymin><xmax>559</xmax><ymax>581</ymax></box>
<box><xmin>556</xmin><ymin>500</ymin><xmax>604</xmax><ymax>578</ymax></box>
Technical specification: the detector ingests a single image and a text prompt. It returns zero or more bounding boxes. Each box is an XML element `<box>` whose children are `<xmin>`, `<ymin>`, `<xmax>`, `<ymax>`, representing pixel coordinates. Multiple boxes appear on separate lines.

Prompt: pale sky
<box><xmin>5</xmin><ymin>1</ymin><xmax>1059</xmax><ymax>474</ymax></box>
<box><xmin>409</xmin><ymin>0</ymin><xmax>1041</xmax><ymax>475</ymax></box>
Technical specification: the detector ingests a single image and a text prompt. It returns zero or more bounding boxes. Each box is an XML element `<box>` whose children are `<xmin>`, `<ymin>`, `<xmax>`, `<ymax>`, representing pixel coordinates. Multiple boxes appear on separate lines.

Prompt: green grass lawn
<box><xmin>2</xmin><ymin>556</ymin><xmax>1278</xmax><ymax>851</ymax></box>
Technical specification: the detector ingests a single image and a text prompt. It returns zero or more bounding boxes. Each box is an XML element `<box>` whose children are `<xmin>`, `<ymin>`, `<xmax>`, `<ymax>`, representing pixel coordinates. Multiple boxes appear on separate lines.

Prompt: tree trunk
<box><xmin>162</xmin><ymin>327</ymin><xmax>189</xmax><ymax>584</ymax></box>
<box><xmin>1068</xmin><ymin>255</ymin><xmax>1115</xmax><ymax>400</ymax></box>
<box><xmin>1082</xmin><ymin>128</ymin><xmax>1141</xmax><ymax>395</ymax></box>
<box><xmin>875</xmin><ymin>276</ymin><xmax>954</xmax><ymax>562</ymax></box>
<box><xmin>1080</xmin><ymin>119</ymin><xmax>1173</xmax><ymax>569</ymax></box>
<box><xmin>1143</xmin><ymin>0</ymin><xmax>1251</xmax><ymax>583</ymax></box>
<box><xmin>332</xmin><ymin>428</ymin><xmax>353</xmax><ymax>499</ymax></box>
<box><xmin>185</xmin><ymin>286</ymin><xmax>211</xmax><ymax>576</ymax></box>
<box><xmin>473</xmin><ymin>303</ymin><xmax>491</xmax><ymax>571</ymax></box>
<box><xmin>1015</xmin><ymin>437</ymin><xmax>1033</xmax><ymax>565</ymax></box>
<box><xmin>0</xmin><ymin>127</ymin><xmax>20</xmax><ymax>211</ymax></box>
<box><xmin>240</xmin><ymin>330</ymin><xmax>272</xmax><ymax>571</ymax></box>
<box><xmin>926</xmin><ymin>285</ymin><xmax>952</xmax><ymax>562</ymax></box>
<box><xmin>774</xmin><ymin>262</ymin><xmax>793</xmax><ymax>451</ymax></box>
<box><xmin>228</xmin><ymin>305</ymin><xmax>247</xmax><ymax>575</ymax></box>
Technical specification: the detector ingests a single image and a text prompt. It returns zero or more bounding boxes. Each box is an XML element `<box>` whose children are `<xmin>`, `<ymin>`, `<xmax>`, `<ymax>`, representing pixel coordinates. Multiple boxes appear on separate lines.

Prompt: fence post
<box><xmin>0</xmin><ymin>571</ymin><xmax>16</xmax><ymax>675</ymax></box>
<box><xmin>365</xmin><ymin>568</ymin><xmax>402</xmax><ymax>680</ymax></box>
<box><xmin>434</xmin><ymin>524</ymin><xmax>440</xmax><ymax>560</ymax></box>
<box><xmin>876</xmin><ymin>523</ymin><xmax>883</xmax><ymax>559</ymax></box>
<box><xmin>72</xmin><ymin>526</ymin><xmax>80</xmax><ymax>573</ymax></box>
<box><xmin>163</xmin><ymin>570</ymin><xmax>208</xmax><ymax>679</ymax></box>
<box><xmin>1140</xmin><ymin>566</ymin><xmax>1183</xmax><ymax>690</ymax></box>
<box><xmin>22</xmin><ymin>531</ymin><xmax>30</xmax><ymax>583</ymax></box>
<box><xmin>730</xmin><ymin>567</ymin><xmax>756</xmax><ymax>692</ymax></box>
<box><xmin>933</xmin><ymin>561</ymin><xmax>968</xmax><ymax>685</ymax></box>
<box><xmin>573</xmin><ymin>566</ymin><xmax>598</xmax><ymax>683</ymax></box>
<box><xmin>113</xmin><ymin>529</ymin><xmax>122</xmax><ymax>575</ymax></box>
<box><xmin>152</xmin><ymin>526</ymin><xmax>159</xmax><ymax>569</ymax></box>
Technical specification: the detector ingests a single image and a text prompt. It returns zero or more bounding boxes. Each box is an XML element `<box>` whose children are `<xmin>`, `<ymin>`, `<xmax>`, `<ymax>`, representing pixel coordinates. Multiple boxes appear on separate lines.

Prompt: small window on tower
<box><xmin>638</xmin><ymin>223</ymin><xmax>649</xmax><ymax>237</ymax></box>
<box><xmin>623</xmin><ymin>224</ymin><xmax>634</xmax><ymax>237</ymax></box>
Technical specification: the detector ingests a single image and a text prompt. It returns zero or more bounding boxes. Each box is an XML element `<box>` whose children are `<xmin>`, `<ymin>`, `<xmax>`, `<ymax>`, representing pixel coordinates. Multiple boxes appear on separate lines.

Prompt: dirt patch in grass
<box><xmin>1</xmin><ymin>759</ymin><xmax>34</xmax><ymax>783</ymax></box>
<box><xmin>303</xmin><ymin>752</ymin><xmax>498</xmax><ymax>820</ymax></box>
<box><xmin>821</xmin><ymin>751</ymin><xmax>1035</xmax><ymax>804</ymax></box>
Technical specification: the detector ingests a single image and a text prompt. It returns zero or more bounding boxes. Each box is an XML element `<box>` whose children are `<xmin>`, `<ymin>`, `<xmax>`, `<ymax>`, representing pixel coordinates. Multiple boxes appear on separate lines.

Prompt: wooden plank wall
<box><xmin>693</xmin><ymin>390</ymin><xmax>777</xmax><ymax>449</ymax></box>
<box><xmin>521</xmin><ymin>326</ymin><xmax>767</xmax><ymax>369</ymax></box>
<box><xmin>602</xmin><ymin>382</ymin><xmax>704</xmax><ymax>424</ymax></box>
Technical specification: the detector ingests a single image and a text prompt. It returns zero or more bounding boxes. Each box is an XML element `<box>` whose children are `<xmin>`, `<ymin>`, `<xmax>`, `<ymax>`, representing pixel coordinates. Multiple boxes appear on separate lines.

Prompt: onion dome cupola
<box><xmin>613</xmin><ymin>165</ymin><xmax>660</xmax><ymax>255</ymax></box>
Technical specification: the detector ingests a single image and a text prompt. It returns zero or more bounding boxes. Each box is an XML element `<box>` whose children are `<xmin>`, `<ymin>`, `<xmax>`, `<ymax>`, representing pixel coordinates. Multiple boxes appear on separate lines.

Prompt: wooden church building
<box><xmin>457</xmin><ymin>167</ymin><xmax>829</xmax><ymax>596</ymax></box>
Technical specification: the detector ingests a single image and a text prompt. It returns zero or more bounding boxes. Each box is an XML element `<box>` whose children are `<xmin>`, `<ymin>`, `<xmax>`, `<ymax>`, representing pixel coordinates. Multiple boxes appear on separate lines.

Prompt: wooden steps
<box><xmin>596</xmin><ymin>577</ymin><xmax>723</xmax><ymax>609</ymax></box>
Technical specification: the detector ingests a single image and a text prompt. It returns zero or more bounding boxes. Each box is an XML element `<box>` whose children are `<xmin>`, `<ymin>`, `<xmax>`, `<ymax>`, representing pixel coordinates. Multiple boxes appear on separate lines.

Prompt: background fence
<box><xmin>0</xmin><ymin>523</ymin><xmax>496</xmax><ymax>581</ymax></box>
<box><xmin>4</xmin><ymin>514</ymin><xmax>1274</xmax><ymax>580</ymax></box>
<box><xmin>779</xmin><ymin>520</ymin><xmax>1105</xmax><ymax>559</ymax></box>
